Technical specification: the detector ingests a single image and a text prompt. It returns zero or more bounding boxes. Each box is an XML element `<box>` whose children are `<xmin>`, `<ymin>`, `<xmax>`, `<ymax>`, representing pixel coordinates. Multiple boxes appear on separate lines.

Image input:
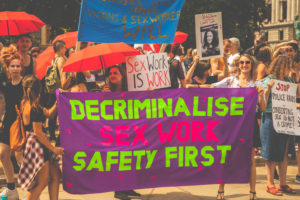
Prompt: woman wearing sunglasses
<box><xmin>212</xmin><ymin>54</ymin><xmax>266</xmax><ymax>200</ymax></box>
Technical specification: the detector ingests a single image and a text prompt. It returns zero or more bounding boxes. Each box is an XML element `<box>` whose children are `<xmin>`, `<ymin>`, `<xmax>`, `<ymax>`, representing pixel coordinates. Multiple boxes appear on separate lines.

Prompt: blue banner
<box><xmin>77</xmin><ymin>0</ymin><xmax>185</xmax><ymax>44</ymax></box>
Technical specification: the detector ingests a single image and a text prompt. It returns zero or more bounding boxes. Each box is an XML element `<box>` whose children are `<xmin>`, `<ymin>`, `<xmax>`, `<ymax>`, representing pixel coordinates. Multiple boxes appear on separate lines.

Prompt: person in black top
<box><xmin>185</xmin><ymin>55</ymin><xmax>229</xmax><ymax>88</ymax></box>
<box><xmin>0</xmin><ymin>44</ymin><xmax>22</xmax><ymax>199</ymax></box>
<box><xmin>20</xmin><ymin>75</ymin><xmax>63</xmax><ymax>200</ymax></box>
<box><xmin>165</xmin><ymin>43</ymin><xmax>186</xmax><ymax>89</ymax></box>
<box><xmin>16</xmin><ymin>34</ymin><xmax>35</xmax><ymax>76</ymax></box>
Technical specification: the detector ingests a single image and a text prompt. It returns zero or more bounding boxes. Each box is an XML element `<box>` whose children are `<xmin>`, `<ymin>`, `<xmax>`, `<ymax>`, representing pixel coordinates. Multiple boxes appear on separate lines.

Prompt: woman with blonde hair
<box><xmin>0</xmin><ymin>44</ymin><xmax>23</xmax><ymax>200</ymax></box>
<box><xmin>213</xmin><ymin>54</ymin><xmax>266</xmax><ymax>200</ymax></box>
<box><xmin>18</xmin><ymin>75</ymin><xmax>64</xmax><ymax>200</ymax></box>
<box><xmin>261</xmin><ymin>55</ymin><xmax>296</xmax><ymax>196</ymax></box>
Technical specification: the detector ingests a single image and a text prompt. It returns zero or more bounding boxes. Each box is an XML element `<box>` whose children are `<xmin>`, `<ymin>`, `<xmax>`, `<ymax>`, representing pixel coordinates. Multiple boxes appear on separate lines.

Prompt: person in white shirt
<box><xmin>228</xmin><ymin>37</ymin><xmax>240</xmax><ymax>71</ymax></box>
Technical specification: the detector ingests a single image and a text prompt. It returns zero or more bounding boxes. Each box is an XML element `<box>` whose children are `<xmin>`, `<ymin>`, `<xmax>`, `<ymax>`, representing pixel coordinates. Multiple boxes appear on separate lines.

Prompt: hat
<box><xmin>229</xmin><ymin>37</ymin><xmax>240</xmax><ymax>48</ymax></box>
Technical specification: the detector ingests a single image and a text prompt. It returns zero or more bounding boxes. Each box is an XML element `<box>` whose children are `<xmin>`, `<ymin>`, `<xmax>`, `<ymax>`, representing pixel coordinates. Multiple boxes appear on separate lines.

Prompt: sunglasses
<box><xmin>239</xmin><ymin>61</ymin><xmax>250</xmax><ymax>64</ymax></box>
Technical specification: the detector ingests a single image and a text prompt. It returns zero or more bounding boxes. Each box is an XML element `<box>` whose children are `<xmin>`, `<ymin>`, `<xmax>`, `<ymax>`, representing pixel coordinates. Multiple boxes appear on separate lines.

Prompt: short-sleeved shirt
<box><xmin>263</xmin><ymin>76</ymin><xmax>294</xmax><ymax>113</ymax></box>
<box><xmin>213</xmin><ymin>76</ymin><xmax>262</xmax><ymax>88</ymax></box>
<box><xmin>24</xmin><ymin>107</ymin><xmax>46</xmax><ymax>132</ymax></box>
<box><xmin>214</xmin><ymin>76</ymin><xmax>263</xmax><ymax>112</ymax></box>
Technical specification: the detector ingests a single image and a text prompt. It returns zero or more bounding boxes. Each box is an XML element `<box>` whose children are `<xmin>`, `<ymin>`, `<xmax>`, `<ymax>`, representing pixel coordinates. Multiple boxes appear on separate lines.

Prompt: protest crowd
<box><xmin>1</xmin><ymin>5</ymin><xmax>300</xmax><ymax>200</ymax></box>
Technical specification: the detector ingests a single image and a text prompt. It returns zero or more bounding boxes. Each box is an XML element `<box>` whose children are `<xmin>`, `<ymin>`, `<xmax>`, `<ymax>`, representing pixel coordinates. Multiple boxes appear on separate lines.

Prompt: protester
<box><xmin>18</xmin><ymin>75</ymin><xmax>64</xmax><ymax>200</ymax></box>
<box><xmin>185</xmin><ymin>55</ymin><xmax>228</xmax><ymax>88</ymax></box>
<box><xmin>165</xmin><ymin>43</ymin><xmax>186</xmax><ymax>88</ymax></box>
<box><xmin>102</xmin><ymin>65</ymin><xmax>142</xmax><ymax>200</ymax></box>
<box><xmin>0</xmin><ymin>45</ymin><xmax>23</xmax><ymax>200</ymax></box>
<box><xmin>244</xmin><ymin>32</ymin><xmax>266</xmax><ymax>56</ymax></box>
<box><xmin>261</xmin><ymin>55</ymin><xmax>296</xmax><ymax>196</ymax></box>
<box><xmin>227</xmin><ymin>37</ymin><xmax>240</xmax><ymax>69</ymax></box>
<box><xmin>17</xmin><ymin>34</ymin><xmax>35</xmax><ymax>76</ymax></box>
<box><xmin>184</xmin><ymin>48</ymin><xmax>193</xmax><ymax>72</ymax></box>
<box><xmin>30</xmin><ymin>47</ymin><xmax>40</xmax><ymax>59</ymax></box>
<box><xmin>256</xmin><ymin>46</ymin><xmax>273</xmax><ymax>81</ymax></box>
<box><xmin>210</xmin><ymin>39</ymin><xmax>231</xmax><ymax>76</ymax></box>
<box><xmin>293</xmin><ymin>53</ymin><xmax>300</xmax><ymax>183</ymax></box>
<box><xmin>212</xmin><ymin>54</ymin><xmax>266</xmax><ymax>200</ymax></box>
<box><xmin>230</xmin><ymin>55</ymin><xmax>240</xmax><ymax>76</ymax></box>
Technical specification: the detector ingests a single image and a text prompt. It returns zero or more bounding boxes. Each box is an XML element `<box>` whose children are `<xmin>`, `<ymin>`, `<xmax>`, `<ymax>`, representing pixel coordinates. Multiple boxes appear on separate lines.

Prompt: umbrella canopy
<box><xmin>174</xmin><ymin>31</ymin><xmax>188</xmax><ymax>44</ymax></box>
<box><xmin>35</xmin><ymin>46</ymin><xmax>55</xmax><ymax>80</ymax></box>
<box><xmin>52</xmin><ymin>31</ymin><xmax>93</xmax><ymax>49</ymax></box>
<box><xmin>63</xmin><ymin>42</ymin><xmax>141</xmax><ymax>72</ymax></box>
<box><xmin>0</xmin><ymin>11</ymin><xmax>45</xmax><ymax>36</ymax></box>
<box><xmin>52</xmin><ymin>31</ymin><xmax>77</xmax><ymax>49</ymax></box>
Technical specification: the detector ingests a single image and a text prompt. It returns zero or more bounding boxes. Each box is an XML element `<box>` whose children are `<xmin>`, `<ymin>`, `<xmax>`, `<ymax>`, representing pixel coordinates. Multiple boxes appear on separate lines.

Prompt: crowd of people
<box><xmin>0</xmin><ymin>31</ymin><xmax>300</xmax><ymax>200</ymax></box>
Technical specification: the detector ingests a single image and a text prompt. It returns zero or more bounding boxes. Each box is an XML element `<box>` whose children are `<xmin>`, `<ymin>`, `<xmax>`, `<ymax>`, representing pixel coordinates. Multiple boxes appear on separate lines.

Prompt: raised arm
<box><xmin>185</xmin><ymin>56</ymin><xmax>199</xmax><ymax>84</ymax></box>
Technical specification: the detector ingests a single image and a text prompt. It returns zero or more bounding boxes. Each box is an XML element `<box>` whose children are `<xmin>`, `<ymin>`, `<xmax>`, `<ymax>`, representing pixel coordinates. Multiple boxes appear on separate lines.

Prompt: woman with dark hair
<box><xmin>0</xmin><ymin>45</ymin><xmax>23</xmax><ymax>200</ymax></box>
<box><xmin>213</xmin><ymin>54</ymin><xmax>266</xmax><ymax>200</ymax></box>
<box><xmin>19</xmin><ymin>75</ymin><xmax>64</xmax><ymax>200</ymax></box>
<box><xmin>102</xmin><ymin>65</ymin><xmax>128</xmax><ymax>92</ymax></box>
<box><xmin>185</xmin><ymin>56</ymin><xmax>228</xmax><ymax>88</ymax></box>
<box><xmin>17</xmin><ymin>34</ymin><xmax>35</xmax><ymax>76</ymax></box>
<box><xmin>261</xmin><ymin>55</ymin><xmax>296</xmax><ymax>196</ymax></box>
<box><xmin>256</xmin><ymin>46</ymin><xmax>273</xmax><ymax>81</ymax></box>
<box><xmin>102</xmin><ymin>65</ymin><xmax>141</xmax><ymax>199</ymax></box>
<box><xmin>202</xmin><ymin>29</ymin><xmax>220</xmax><ymax>57</ymax></box>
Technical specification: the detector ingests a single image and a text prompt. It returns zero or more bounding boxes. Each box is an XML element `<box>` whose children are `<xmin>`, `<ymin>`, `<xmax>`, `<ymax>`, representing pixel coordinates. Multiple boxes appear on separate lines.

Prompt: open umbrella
<box><xmin>63</xmin><ymin>42</ymin><xmax>141</xmax><ymax>72</ymax></box>
<box><xmin>0</xmin><ymin>11</ymin><xmax>45</xmax><ymax>36</ymax></box>
<box><xmin>52</xmin><ymin>31</ymin><xmax>77</xmax><ymax>49</ymax></box>
<box><xmin>52</xmin><ymin>31</ymin><xmax>93</xmax><ymax>49</ymax></box>
<box><xmin>174</xmin><ymin>31</ymin><xmax>188</xmax><ymax>44</ymax></box>
<box><xmin>35</xmin><ymin>46</ymin><xmax>55</xmax><ymax>80</ymax></box>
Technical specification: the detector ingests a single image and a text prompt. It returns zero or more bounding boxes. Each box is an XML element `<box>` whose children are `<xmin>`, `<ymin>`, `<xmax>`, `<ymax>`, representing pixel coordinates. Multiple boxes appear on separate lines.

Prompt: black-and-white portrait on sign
<box><xmin>201</xmin><ymin>24</ymin><xmax>220</xmax><ymax>58</ymax></box>
<box><xmin>195</xmin><ymin>12</ymin><xmax>223</xmax><ymax>60</ymax></box>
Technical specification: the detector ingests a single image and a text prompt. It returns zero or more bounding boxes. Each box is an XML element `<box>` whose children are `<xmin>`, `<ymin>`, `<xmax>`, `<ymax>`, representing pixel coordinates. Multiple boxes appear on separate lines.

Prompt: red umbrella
<box><xmin>35</xmin><ymin>46</ymin><xmax>55</xmax><ymax>79</ymax></box>
<box><xmin>63</xmin><ymin>42</ymin><xmax>141</xmax><ymax>72</ymax></box>
<box><xmin>0</xmin><ymin>11</ymin><xmax>45</xmax><ymax>36</ymax></box>
<box><xmin>52</xmin><ymin>31</ymin><xmax>77</xmax><ymax>49</ymax></box>
<box><xmin>174</xmin><ymin>31</ymin><xmax>188</xmax><ymax>44</ymax></box>
<box><xmin>52</xmin><ymin>31</ymin><xmax>93</xmax><ymax>49</ymax></box>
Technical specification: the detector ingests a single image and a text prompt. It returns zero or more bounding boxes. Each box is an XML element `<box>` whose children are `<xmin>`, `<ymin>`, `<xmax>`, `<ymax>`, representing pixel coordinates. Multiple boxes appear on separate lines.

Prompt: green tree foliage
<box><xmin>178</xmin><ymin>0</ymin><xmax>268</xmax><ymax>50</ymax></box>
<box><xmin>1</xmin><ymin>0</ymin><xmax>268</xmax><ymax>49</ymax></box>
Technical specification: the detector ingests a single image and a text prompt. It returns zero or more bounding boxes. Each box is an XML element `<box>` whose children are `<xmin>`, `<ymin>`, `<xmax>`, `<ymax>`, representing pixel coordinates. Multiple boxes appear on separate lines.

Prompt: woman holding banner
<box><xmin>102</xmin><ymin>65</ymin><xmax>141</xmax><ymax>199</ymax></box>
<box><xmin>212</xmin><ymin>54</ymin><xmax>266</xmax><ymax>200</ymax></box>
<box><xmin>261</xmin><ymin>55</ymin><xmax>296</xmax><ymax>196</ymax></box>
<box><xmin>19</xmin><ymin>75</ymin><xmax>64</xmax><ymax>200</ymax></box>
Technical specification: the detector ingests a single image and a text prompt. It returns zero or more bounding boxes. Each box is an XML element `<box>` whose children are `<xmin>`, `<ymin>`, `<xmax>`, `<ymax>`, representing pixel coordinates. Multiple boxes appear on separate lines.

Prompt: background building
<box><xmin>262</xmin><ymin>0</ymin><xmax>300</xmax><ymax>48</ymax></box>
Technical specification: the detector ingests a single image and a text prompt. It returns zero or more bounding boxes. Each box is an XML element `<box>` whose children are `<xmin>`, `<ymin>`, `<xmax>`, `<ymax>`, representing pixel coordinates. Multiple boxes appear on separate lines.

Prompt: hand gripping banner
<box><xmin>57</xmin><ymin>88</ymin><xmax>258</xmax><ymax>194</ymax></box>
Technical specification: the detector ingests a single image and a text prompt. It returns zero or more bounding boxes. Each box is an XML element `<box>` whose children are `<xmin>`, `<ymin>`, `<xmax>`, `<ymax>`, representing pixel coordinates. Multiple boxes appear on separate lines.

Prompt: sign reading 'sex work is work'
<box><xmin>57</xmin><ymin>88</ymin><xmax>258</xmax><ymax>194</ymax></box>
<box><xmin>77</xmin><ymin>0</ymin><xmax>185</xmax><ymax>44</ymax></box>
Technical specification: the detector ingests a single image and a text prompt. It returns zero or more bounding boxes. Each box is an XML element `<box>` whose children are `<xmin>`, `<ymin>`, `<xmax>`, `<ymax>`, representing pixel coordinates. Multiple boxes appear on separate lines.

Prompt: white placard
<box><xmin>195</xmin><ymin>12</ymin><xmax>224</xmax><ymax>60</ymax></box>
<box><xmin>126</xmin><ymin>53</ymin><xmax>171</xmax><ymax>91</ymax></box>
<box><xmin>272</xmin><ymin>80</ymin><xmax>300</xmax><ymax>135</ymax></box>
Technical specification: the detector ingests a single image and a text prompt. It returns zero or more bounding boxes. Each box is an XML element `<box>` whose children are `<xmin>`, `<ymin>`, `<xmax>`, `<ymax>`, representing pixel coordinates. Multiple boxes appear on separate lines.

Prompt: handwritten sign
<box><xmin>195</xmin><ymin>12</ymin><xmax>224</xmax><ymax>60</ymax></box>
<box><xmin>57</xmin><ymin>88</ymin><xmax>258</xmax><ymax>194</ymax></box>
<box><xmin>77</xmin><ymin>0</ymin><xmax>185</xmax><ymax>44</ymax></box>
<box><xmin>126</xmin><ymin>53</ymin><xmax>170</xmax><ymax>91</ymax></box>
<box><xmin>272</xmin><ymin>80</ymin><xmax>300</xmax><ymax>135</ymax></box>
